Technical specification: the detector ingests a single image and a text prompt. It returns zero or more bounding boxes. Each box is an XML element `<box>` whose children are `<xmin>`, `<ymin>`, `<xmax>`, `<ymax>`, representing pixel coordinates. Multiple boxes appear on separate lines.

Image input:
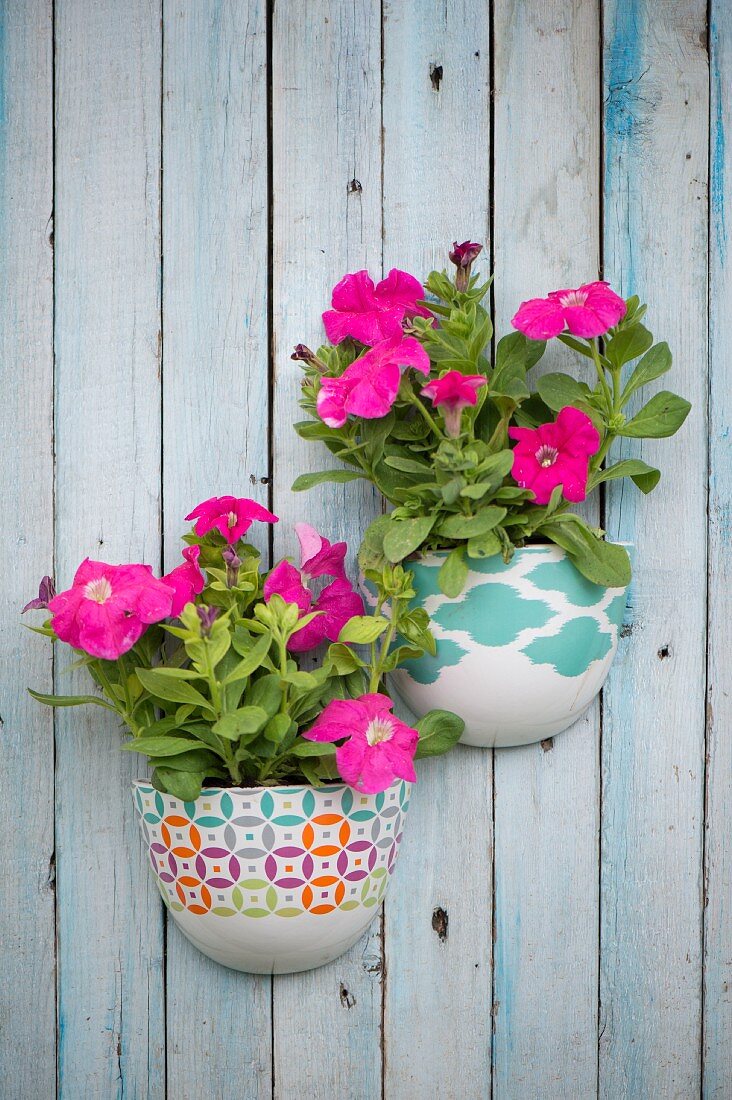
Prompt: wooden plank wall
<box><xmin>0</xmin><ymin>2</ymin><xmax>728</xmax><ymax>1098</ymax></box>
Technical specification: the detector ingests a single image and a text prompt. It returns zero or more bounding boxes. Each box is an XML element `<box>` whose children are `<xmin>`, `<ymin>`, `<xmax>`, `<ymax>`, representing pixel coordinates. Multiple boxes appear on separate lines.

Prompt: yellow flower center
<box><xmin>366</xmin><ymin>717</ymin><xmax>394</xmax><ymax>746</ymax></box>
<box><xmin>227</xmin><ymin>511</ymin><xmax>238</xmax><ymax>528</ymax></box>
<box><xmin>535</xmin><ymin>444</ymin><xmax>559</xmax><ymax>468</ymax></box>
<box><xmin>83</xmin><ymin>577</ymin><xmax>113</xmax><ymax>604</ymax></box>
<box><xmin>558</xmin><ymin>289</ymin><xmax>588</xmax><ymax>308</ymax></box>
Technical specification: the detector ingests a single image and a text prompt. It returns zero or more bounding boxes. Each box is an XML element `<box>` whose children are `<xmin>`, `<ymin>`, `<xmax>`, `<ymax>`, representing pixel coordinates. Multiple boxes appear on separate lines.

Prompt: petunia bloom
<box><xmin>185</xmin><ymin>496</ymin><xmax>278</xmax><ymax>544</ymax></box>
<box><xmin>421</xmin><ymin>370</ymin><xmax>486</xmax><ymax>437</ymax></box>
<box><xmin>302</xmin><ymin>693</ymin><xmax>418</xmax><ymax>794</ymax></box>
<box><xmin>316</xmin><ymin>335</ymin><xmax>430</xmax><ymax>428</ymax></box>
<box><xmin>163</xmin><ymin>545</ymin><xmax>205</xmax><ymax>617</ymax></box>
<box><xmin>263</xmin><ymin>524</ymin><xmax>363</xmax><ymax>651</ymax></box>
<box><xmin>511</xmin><ymin>281</ymin><xmax>627</xmax><ymax>340</ymax></box>
<box><xmin>22</xmin><ymin>575</ymin><xmax>56</xmax><ymax>613</ymax></box>
<box><xmin>48</xmin><ymin>560</ymin><xmax>175</xmax><ymax>660</ymax></box>
<box><xmin>508</xmin><ymin>406</ymin><xmax>601</xmax><ymax>505</ymax></box>
<box><xmin>322</xmin><ymin>269</ymin><xmax>432</xmax><ymax>346</ymax></box>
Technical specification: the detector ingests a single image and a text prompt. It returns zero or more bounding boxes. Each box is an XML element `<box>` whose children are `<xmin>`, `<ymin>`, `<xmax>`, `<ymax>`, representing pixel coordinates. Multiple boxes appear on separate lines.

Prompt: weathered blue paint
<box><xmin>711</xmin><ymin>16</ymin><xmax>727</xmax><ymax>262</ymax></box>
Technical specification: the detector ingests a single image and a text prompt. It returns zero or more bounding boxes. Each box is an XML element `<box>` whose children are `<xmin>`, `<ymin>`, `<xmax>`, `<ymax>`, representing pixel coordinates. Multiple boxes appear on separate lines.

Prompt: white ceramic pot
<box><xmin>132</xmin><ymin>778</ymin><xmax>410</xmax><ymax>974</ymax></box>
<box><xmin>385</xmin><ymin>545</ymin><xmax>628</xmax><ymax>748</ymax></box>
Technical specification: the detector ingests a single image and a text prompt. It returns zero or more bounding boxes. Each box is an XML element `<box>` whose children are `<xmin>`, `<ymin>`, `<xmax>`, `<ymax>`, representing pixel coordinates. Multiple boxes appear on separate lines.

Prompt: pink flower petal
<box><xmin>511</xmin><ymin>297</ymin><xmax>566</xmax><ymax>339</ymax></box>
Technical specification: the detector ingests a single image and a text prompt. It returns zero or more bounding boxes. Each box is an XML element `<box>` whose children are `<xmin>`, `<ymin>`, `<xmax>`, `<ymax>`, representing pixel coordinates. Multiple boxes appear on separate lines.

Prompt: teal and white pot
<box><xmin>133</xmin><ymin>779</ymin><xmax>410</xmax><ymax>974</ymax></box>
<box><xmin>387</xmin><ymin>545</ymin><xmax>628</xmax><ymax>749</ymax></box>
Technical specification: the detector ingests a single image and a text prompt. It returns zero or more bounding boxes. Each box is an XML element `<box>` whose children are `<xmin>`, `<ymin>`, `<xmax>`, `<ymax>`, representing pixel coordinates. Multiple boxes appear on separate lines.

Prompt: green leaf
<box><xmin>292</xmin><ymin>469</ymin><xmax>365</xmax><ymax>491</ymax></box>
<box><xmin>619</xmin><ymin>390</ymin><xmax>691</xmax><ymax>438</ymax></box>
<box><xmin>438</xmin><ymin>547</ymin><xmax>468</xmax><ymax>597</ymax></box>
<box><xmin>438</xmin><ymin>506</ymin><xmax>507</xmax><ymax>539</ymax></box>
<box><xmin>337</xmin><ymin>615</ymin><xmax>390</xmax><ymax>645</ymax></box>
<box><xmin>249</xmin><ymin>674</ymin><xmax>283</xmax><ymax>718</ymax></box>
<box><xmin>122</xmin><ymin>735</ymin><xmax>203</xmax><ymax>757</ymax></box>
<box><xmin>357</xmin><ymin>514</ymin><xmax>393</xmax><ymax>573</ymax></box>
<box><xmin>620</xmin><ymin>342</ymin><xmax>673</xmax><ymax>405</ymax></box>
<box><xmin>325</xmin><ymin>642</ymin><xmax>366</xmax><ymax>675</ymax></box>
<box><xmin>414</xmin><ymin>709</ymin><xmax>465</xmax><ymax>758</ymax></box>
<box><xmin>289</xmin><ymin>739</ymin><xmax>337</xmax><ymax>758</ymax></box>
<box><xmin>589</xmin><ymin>459</ymin><xmax>661</xmax><ymax>494</ymax></box>
<box><xmin>382</xmin><ymin>515</ymin><xmax>435</xmax><ymax>563</ymax></box>
<box><xmin>28</xmin><ymin>689</ymin><xmax>118</xmax><ymax>712</ymax></box>
<box><xmin>384</xmin><ymin>456</ymin><xmax>432</xmax><ymax>475</ymax></box>
<box><xmin>136</xmin><ymin>668</ymin><xmax>214</xmax><ymax>711</ymax></box>
<box><xmin>152</xmin><ymin>768</ymin><xmax>203</xmax><ymax>801</ymax></box>
<box><xmin>224</xmin><ymin>632</ymin><xmax>272</xmax><ymax>682</ymax></box>
<box><xmin>213</xmin><ymin>706</ymin><xmax>269</xmax><ymax>740</ymax></box>
<box><xmin>539</xmin><ymin>516</ymin><xmax>631</xmax><ymax>588</ymax></box>
<box><xmin>263</xmin><ymin>713</ymin><xmax>295</xmax><ymax>745</ymax></box>
<box><xmin>535</xmin><ymin>372</ymin><xmax>592</xmax><ymax>412</ymax></box>
<box><xmin>495</xmin><ymin>331</ymin><xmax>546</xmax><ymax>373</ymax></box>
<box><xmin>147</xmin><ymin>748</ymin><xmax>221</xmax><ymax>773</ymax></box>
<box><xmin>466</xmin><ymin>530</ymin><xmax>502</xmax><ymax>559</ymax></box>
<box><xmin>604</xmin><ymin>323</ymin><xmax>654</xmax><ymax>370</ymax></box>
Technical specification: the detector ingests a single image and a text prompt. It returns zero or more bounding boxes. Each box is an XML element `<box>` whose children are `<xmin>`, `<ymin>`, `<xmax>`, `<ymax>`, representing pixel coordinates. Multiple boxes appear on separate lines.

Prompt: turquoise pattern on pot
<box><xmin>384</xmin><ymin>544</ymin><xmax>629</xmax><ymax>748</ymax></box>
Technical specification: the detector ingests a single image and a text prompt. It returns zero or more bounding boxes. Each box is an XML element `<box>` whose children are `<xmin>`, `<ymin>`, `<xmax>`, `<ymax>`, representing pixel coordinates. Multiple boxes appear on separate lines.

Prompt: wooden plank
<box><xmin>161</xmin><ymin>2</ymin><xmax>273</xmax><ymax>1096</ymax></box>
<box><xmin>704</xmin><ymin>8</ymin><xmax>732</xmax><ymax>1096</ymax></box>
<box><xmin>53</xmin><ymin>1</ymin><xmax>165</xmax><ymax>1095</ymax></box>
<box><xmin>601</xmin><ymin>3</ymin><xmax>708</xmax><ymax>1096</ymax></box>
<box><xmin>0</xmin><ymin>3</ymin><xmax>56</xmax><ymax>1096</ymax></box>
<box><xmin>491</xmin><ymin>4</ymin><xmax>602</xmax><ymax>1096</ymax></box>
<box><xmin>381</xmin><ymin>4</ymin><xmax>493</xmax><ymax>1096</ymax></box>
<box><xmin>270</xmin><ymin>3</ymin><xmax>384</xmax><ymax>1096</ymax></box>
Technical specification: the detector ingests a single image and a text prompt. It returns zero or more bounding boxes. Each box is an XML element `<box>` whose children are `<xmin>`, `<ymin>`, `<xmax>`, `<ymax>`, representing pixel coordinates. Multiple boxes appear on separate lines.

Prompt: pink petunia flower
<box><xmin>302</xmin><ymin>693</ymin><xmax>418</xmax><ymax>794</ymax></box>
<box><xmin>449</xmin><ymin>240</ymin><xmax>483</xmax><ymax>291</ymax></box>
<box><xmin>163</xmin><ymin>545</ymin><xmax>205</xmax><ymax>617</ymax></box>
<box><xmin>508</xmin><ymin>406</ymin><xmax>601</xmax><ymax>505</ymax></box>
<box><xmin>185</xmin><ymin>496</ymin><xmax>279</xmax><ymax>544</ymax></box>
<box><xmin>421</xmin><ymin>370</ymin><xmax>486</xmax><ymax>437</ymax></box>
<box><xmin>322</xmin><ymin>269</ymin><xmax>432</xmax><ymax>346</ymax></box>
<box><xmin>316</xmin><ymin>335</ymin><xmax>430</xmax><ymax>428</ymax></box>
<box><xmin>48</xmin><ymin>560</ymin><xmax>175</xmax><ymax>660</ymax></box>
<box><xmin>511</xmin><ymin>281</ymin><xmax>627</xmax><ymax>340</ymax></box>
<box><xmin>263</xmin><ymin>524</ymin><xmax>364</xmax><ymax>651</ymax></box>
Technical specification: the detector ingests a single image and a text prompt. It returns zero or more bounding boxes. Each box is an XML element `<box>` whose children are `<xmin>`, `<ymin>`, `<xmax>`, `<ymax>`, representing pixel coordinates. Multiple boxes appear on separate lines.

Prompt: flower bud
<box><xmin>22</xmin><ymin>575</ymin><xmax>56</xmax><ymax>613</ymax></box>
<box><xmin>449</xmin><ymin>240</ymin><xmax>483</xmax><ymax>292</ymax></box>
<box><xmin>196</xmin><ymin>605</ymin><xmax>219</xmax><ymax>637</ymax></box>
<box><xmin>222</xmin><ymin>545</ymin><xmax>242</xmax><ymax>589</ymax></box>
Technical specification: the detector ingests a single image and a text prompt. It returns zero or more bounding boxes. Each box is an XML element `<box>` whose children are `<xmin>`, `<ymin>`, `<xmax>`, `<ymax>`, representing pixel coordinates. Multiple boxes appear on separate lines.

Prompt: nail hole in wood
<box><xmin>429</xmin><ymin>64</ymin><xmax>443</xmax><ymax>91</ymax></box>
<box><xmin>432</xmin><ymin>906</ymin><xmax>448</xmax><ymax>941</ymax></box>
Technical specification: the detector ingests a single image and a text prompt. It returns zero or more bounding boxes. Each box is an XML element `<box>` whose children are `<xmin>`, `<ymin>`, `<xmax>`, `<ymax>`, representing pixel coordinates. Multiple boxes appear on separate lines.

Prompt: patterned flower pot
<box><xmin>132</xmin><ymin>778</ymin><xmax>410</xmax><ymax>974</ymax></box>
<box><xmin>388</xmin><ymin>545</ymin><xmax>628</xmax><ymax>748</ymax></box>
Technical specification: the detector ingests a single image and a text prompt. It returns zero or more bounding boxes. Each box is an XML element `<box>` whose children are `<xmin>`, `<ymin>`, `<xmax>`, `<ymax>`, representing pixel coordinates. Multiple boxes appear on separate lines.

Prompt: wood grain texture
<box><xmin>381</xmin><ymin>4</ymin><xmax>493</xmax><ymax>1096</ymax></box>
<box><xmin>704</xmin><ymin>7</ymin><xmax>732</xmax><ymax>1097</ymax></box>
<box><xmin>601</xmin><ymin>2</ymin><xmax>708</xmax><ymax>1096</ymax></box>
<box><xmin>161</xmin><ymin>4</ymin><xmax>272</xmax><ymax>1095</ymax></box>
<box><xmin>270</xmin><ymin>3</ymin><xmax>385</xmax><ymax>1096</ymax></box>
<box><xmin>0</xmin><ymin>3</ymin><xmax>56</xmax><ymax>1097</ymax></box>
<box><xmin>491</xmin><ymin>3</ymin><xmax>602</xmax><ymax>1096</ymax></box>
<box><xmin>53</xmin><ymin>1</ymin><xmax>165</xmax><ymax>1095</ymax></box>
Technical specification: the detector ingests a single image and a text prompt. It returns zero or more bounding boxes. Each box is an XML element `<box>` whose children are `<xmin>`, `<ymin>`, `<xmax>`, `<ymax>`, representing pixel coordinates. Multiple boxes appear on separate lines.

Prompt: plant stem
<box><xmin>406</xmin><ymin>390</ymin><xmax>444</xmax><ymax>438</ymax></box>
<box><xmin>590</xmin><ymin>338</ymin><xmax>613</xmax><ymax>414</ymax></box>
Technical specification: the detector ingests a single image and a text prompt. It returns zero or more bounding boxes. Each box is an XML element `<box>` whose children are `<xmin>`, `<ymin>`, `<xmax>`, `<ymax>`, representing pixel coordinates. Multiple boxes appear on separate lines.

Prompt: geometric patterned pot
<box><xmin>388</xmin><ymin>545</ymin><xmax>629</xmax><ymax>749</ymax></box>
<box><xmin>133</xmin><ymin>779</ymin><xmax>410</xmax><ymax>973</ymax></box>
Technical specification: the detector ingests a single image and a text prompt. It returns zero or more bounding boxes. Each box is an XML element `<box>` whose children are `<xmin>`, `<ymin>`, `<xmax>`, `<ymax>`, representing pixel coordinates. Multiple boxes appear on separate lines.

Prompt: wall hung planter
<box><xmin>133</xmin><ymin>778</ymin><xmax>410</xmax><ymax>974</ymax></box>
<box><xmin>388</xmin><ymin>544</ymin><xmax>628</xmax><ymax>748</ymax></box>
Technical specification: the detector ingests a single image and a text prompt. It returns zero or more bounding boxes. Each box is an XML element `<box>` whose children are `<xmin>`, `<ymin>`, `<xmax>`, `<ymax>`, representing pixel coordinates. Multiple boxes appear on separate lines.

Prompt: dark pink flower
<box><xmin>302</xmin><ymin>693</ymin><xmax>418</xmax><ymax>794</ymax></box>
<box><xmin>511</xmin><ymin>281</ymin><xmax>627</xmax><ymax>340</ymax></box>
<box><xmin>163</xmin><ymin>546</ymin><xmax>205</xmax><ymax>617</ymax></box>
<box><xmin>421</xmin><ymin>370</ymin><xmax>486</xmax><ymax>437</ymax></box>
<box><xmin>48</xmin><ymin>560</ymin><xmax>175</xmax><ymax>660</ymax></box>
<box><xmin>322</xmin><ymin>269</ymin><xmax>431</xmax><ymax>346</ymax></box>
<box><xmin>22</xmin><ymin>575</ymin><xmax>56</xmax><ymax>613</ymax></box>
<box><xmin>449</xmin><ymin>240</ymin><xmax>483</xmax><ymax>269</ymax></box>
<box><xmin>316</xmin><ymin>335</ymin><xmax>430</xmax><ymax>428</ymax></box>
<box><xmin>185</xmin><ymin>496</ymin><xmax>278</xmax><ymax>544</ymax></box>
<box><xmin>508</xmin><ymin>406</ymin><xmax>601</xmax><ymax>505</ymax></box>
<box><xmin>263</xmin><ymin>524</ymin><xmax>363</xmax><ymax>651</ymax></box>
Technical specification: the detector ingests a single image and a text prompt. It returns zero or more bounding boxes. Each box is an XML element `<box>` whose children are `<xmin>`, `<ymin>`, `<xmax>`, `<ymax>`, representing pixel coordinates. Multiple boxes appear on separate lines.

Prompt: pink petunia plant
<box><xmin>26</xmin><ymin>499</ymin><xmax>463</xmax><ymax>798</ymax></box>
<box><xmin>302</xmin><ymin>694</ymin><xmax>418</xmax><ymax>794</ymax></box>
<box><xmin>316</xmin><ymin>335</ymin><xmax>430</xmax><ymax>428</ymax></box>
<box><xmin>421</xmin><ymin>370</ymin><xmax>486</xmax><ymax>438</ymax></box>
<box><xmin>511</xmin><ymin>281</ymin><xmax>627</xmax><ymax>340</ymax></box>
<box><xmin>508</xmin><ymin>406</ymin><xmax>601</xmax><ymax>505</ymax></box>
<box><xmin>294</xmin><ymin>245</ymin><xmax>690</xmax><ymax>596</ymax></box>
<box><xmin>323</xmin><ymin>269</ymin><xmax>432</xmax><ymax>346</ymax></box>
<box><xmin>263</xmin><ymin>523</ymin><xmax>364</xmax><ymax>651</ymax></box>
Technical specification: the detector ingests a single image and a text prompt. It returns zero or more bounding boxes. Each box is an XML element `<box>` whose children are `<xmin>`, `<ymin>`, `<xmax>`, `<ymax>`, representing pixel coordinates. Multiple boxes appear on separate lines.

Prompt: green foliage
<box><xmin>294</xmin><ymin>260</ymin><xmax>690</xmax><ymax>595</ymax></box>
<box><xmin>28</xmin><ymin>533</ymin><xmax>460</xmax><ymax>797</ymax></box>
